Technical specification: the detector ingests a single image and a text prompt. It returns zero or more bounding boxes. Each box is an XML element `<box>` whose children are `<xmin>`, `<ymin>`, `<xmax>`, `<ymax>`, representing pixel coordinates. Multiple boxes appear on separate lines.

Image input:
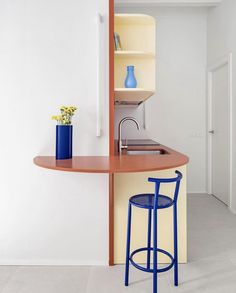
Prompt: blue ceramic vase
<box><xmin>125</xmin><ymin>65</ymin><xmax>137</xmax><ymax>88</ymax></box>
<box><xmin>56</xmin><ymin>125</ymin><xmax>73</xmax><ymax>160</ymax></box>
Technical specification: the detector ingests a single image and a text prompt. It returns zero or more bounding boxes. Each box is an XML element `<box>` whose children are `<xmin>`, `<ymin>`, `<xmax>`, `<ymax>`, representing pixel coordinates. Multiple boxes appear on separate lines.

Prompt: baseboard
<box><xmin>0</xmin><ymin>259</ymin><xmax>108</xmax><ymax>266</ymax></box>
<box><xmin>229</xmin><ymin>207</ymin><xmax>236</xmax><ymax>215</ymax></box>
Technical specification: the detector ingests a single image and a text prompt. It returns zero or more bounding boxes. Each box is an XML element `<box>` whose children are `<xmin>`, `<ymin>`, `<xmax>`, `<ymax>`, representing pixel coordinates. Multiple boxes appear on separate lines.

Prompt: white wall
<box><xmin>115</xmin><ymin>0</ymin><xmax>221</xmax><ymax>7</ymax></box>
<box><xmin>0</xmin><ymin>0</ymin><xmax>109</xmax><ymax>264</ymax></box>
<box><xmin>115</xmin><ymin>7</ymin><xmax>207</xmax><ymax>193</ymax></box>
<box><xmin>207</xmin><ymin>0</ymin><xmax>236</xmax><ymax>212</ymax></box>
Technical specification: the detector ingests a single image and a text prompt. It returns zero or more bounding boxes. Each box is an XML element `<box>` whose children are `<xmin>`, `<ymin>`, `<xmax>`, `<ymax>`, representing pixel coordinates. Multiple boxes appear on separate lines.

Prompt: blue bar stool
<box><xmin>125</xmin><ymin>170</ymin><xmax>183</xmax><ymax>293</ymax></box>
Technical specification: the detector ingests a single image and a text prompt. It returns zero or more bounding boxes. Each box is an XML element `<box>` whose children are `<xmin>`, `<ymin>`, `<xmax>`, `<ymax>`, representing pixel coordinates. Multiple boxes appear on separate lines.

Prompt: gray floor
<box><xmin>1</xmin><ymin>194</ymin><xmax>236</xmax><ymax>292</ymax></box>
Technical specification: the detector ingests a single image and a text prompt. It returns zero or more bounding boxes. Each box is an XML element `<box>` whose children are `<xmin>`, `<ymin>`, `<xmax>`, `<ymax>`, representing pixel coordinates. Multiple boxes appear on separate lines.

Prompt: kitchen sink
<box><xmin>126</xmin><ymin>139</ymin><xmax>160</xmax><ymax>146</ymax></box>
<box><xmin>125</xmin><ymin>148</ymin><xmax>168</xmax><ymax>155</ymax></box>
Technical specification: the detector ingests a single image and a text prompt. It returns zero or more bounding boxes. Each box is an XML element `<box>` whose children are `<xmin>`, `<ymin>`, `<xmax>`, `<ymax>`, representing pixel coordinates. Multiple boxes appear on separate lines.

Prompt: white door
<box><xmin>210</xmin><ymin>63</ymin><xmax>230</xmax><ymax>205</ymax></box>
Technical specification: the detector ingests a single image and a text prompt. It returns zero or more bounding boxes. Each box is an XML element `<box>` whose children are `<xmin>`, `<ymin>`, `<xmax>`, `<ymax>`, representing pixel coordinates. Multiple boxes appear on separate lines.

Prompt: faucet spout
<box><xmin>118</xmin><ymin>117</ymin><xmax>140</xmax><ymax>154</ymax></box>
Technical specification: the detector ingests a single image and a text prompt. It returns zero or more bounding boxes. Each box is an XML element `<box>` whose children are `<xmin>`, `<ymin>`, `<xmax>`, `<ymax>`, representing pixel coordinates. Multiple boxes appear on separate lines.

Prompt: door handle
<box><xmin>209</xmin><ymin>130</ymin><xmax>215</xmax><ymax>134</ymax></box>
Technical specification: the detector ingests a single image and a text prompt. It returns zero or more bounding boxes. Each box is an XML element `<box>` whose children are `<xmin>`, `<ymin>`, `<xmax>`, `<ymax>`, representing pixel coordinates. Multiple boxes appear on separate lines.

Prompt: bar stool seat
<box><xmin>130</xmin><ymin>193</ymin><xmax>173</xmax><ymax>209</ymax></box>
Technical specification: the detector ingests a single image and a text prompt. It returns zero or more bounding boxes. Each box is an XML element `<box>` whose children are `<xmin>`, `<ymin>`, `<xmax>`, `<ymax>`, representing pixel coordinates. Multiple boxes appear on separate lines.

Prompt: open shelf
<box><xmin>115</xmin><ymin>50</ymin><xmax>155</xmax><ymax>59</ymax></box>
<box><xmin>114</xmin><ymin>14</ymin><xmax>156</xmax><ymax>106</ymax></box>
<box><xmin>114</xmin><ymin>14</ymin><xmax>155</xmax><ymax>53</ymax></box>
<box><xmin>115</xmin><ymin>88</ymin><xmax>154</xmax><ymax>106</ymax></box>
<box><xmin>115</xmin><ymin>14</ymin><xmax>155</xmax><ymax>26</ymax></box>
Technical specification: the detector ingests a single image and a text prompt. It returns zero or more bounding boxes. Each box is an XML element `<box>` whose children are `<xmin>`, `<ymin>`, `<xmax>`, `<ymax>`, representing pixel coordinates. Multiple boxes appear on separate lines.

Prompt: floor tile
<box><xmin>86</xmin><ymin>265</ymin><xmax>171</xmax><ymax>293</ymax></box>
<box><xmin>1</xmin><ymin>266</ymin><xmax>90</xmax><ymax>293</ymax></box>
<box><xmin>0</xmin><ymin>266</ymin><xmax>18</xmax><ymax>292</ymax></box>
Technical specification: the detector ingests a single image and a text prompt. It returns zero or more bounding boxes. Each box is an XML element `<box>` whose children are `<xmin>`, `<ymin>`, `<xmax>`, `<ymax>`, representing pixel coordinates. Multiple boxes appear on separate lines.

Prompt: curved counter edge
<box><xmin>33</xmin><ymin>145</ymin><xmax>189</xmax><ymax>173</ymax></box>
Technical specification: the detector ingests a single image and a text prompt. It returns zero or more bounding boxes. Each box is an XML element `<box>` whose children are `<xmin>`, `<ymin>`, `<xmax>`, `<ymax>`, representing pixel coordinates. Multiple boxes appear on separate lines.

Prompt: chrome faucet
<box><xmin>118</xmin><ymin>117</ymin><xmax>140</xmax><ymax>154</ymax></box>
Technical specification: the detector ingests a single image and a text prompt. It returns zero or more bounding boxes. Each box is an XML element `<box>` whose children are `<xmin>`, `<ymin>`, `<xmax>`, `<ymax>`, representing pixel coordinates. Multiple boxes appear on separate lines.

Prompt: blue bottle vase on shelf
<box><xmin>125</xmin><ymin>65</ymin><xmax>137</xmax><ymax>88</ymax></box>
<box><xmin>56</xmin><ymin>125</ymin><xmax>73</xmax><ymax>160</ymax></box>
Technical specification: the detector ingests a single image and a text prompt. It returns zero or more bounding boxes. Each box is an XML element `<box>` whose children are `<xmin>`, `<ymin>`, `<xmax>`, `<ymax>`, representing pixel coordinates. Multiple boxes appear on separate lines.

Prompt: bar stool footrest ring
<box><xmin>129</xmin><ymin>247</ymin><xmax>174</xmax><ymax>273</ymax></box>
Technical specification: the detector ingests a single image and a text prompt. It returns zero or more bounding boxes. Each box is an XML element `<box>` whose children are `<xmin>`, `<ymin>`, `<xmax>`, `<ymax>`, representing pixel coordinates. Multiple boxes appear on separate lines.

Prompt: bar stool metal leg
<box><xmin>147</xmin><ymin>208</ymin><xmax>152</xmax><ymax>270</ymax></box>
<box><xmin>124</xmin><ymin>171</ymin><xmax>182</xmax><ymax>293</ymax></box>
<box><xmin>153</xmin><ymin>207</ymin><xmax>158</xmax><ymax>293</ymax></box>
<box><xmin>125</xmin><ymin>202</ymin><xmax>132</xmax><ymax>286</ymax></box>
<box><xmin>173</xmin><ymin>203</ymin><xmax>178</xmax><ymax>286</ymax></box>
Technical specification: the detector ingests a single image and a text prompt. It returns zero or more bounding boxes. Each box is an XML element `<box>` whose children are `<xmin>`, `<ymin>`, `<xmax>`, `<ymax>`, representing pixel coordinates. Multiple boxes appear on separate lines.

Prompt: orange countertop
<box><xmin>33</xmin><ymin>144</ymin><xmax>189</xmax><ymax>173</ymax></box>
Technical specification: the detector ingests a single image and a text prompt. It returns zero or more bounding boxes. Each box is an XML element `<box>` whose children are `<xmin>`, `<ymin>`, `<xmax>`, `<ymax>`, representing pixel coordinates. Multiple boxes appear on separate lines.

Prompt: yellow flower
<box><xmin>52</xmin><ymin>105</ymin><xmax>78</xmax><ymax>125</ymax></box>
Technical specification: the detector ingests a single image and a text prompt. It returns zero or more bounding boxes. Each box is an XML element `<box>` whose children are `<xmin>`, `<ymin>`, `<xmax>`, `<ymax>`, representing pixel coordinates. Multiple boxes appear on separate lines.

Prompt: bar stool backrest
<box><xmin>148</xmin><ymin>170</ymin><xmax>183</xmax><ymax>208</ymax></box>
